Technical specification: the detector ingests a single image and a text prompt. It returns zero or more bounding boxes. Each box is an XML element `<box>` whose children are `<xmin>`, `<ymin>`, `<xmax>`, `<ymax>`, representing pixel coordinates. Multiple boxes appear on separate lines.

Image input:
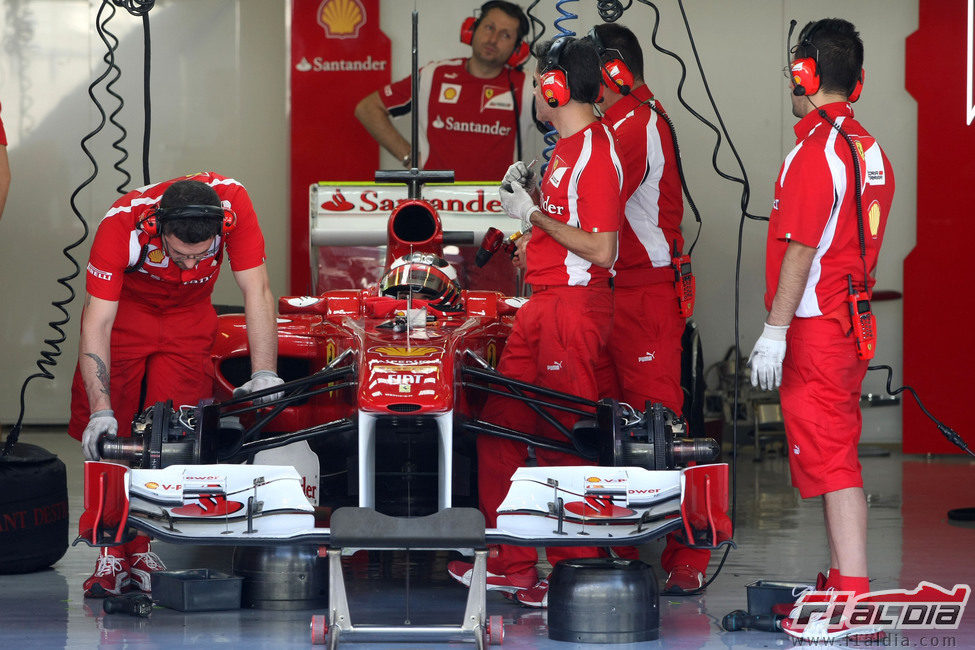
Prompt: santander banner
<box><xmin>290</xmin><ymin>0</ymin><xmax>390</xmax><ymax>294</ymax></box>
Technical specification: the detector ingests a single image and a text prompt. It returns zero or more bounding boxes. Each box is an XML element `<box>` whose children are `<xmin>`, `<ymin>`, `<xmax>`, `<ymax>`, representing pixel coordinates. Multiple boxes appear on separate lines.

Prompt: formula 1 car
<box><xmin>78</xmin><ymin>169</ymin><xmax>732</xmax><ymax>555</ymax></box>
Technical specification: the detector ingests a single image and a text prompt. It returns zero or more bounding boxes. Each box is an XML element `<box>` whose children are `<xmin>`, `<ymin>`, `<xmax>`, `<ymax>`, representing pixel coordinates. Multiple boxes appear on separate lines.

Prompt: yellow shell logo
<box><xmin>444</xmin><ymin>88</ymin><xmax>457</xmax><ymax>100</ymax></box>
<box><xmin>318</xmin><ymin>0</ymin><xmax>366</xmax><ymax>39</ymax></box>
<box><xmin>148</xmin><ymin>248</ymin><xmax>166</xmax><ymax>264</ymax></box>
<box><xmin>145</xmin><ymin>482</ymin><xmax>159</xmax><ymax>490</ymax></box>
<box><xmin>586</xmin><ymin>477</ymin><xmax>602</xmax><ymax>483</ymax></box>
<box><xmin>868</xmin><ymin>200</ymin><xmax>881</xmax><ymax>238</ymax></box>
<box><xmin>486</xmin><ymin>341</ymin><xmax>498</xmax><ymax>368</ymax></box>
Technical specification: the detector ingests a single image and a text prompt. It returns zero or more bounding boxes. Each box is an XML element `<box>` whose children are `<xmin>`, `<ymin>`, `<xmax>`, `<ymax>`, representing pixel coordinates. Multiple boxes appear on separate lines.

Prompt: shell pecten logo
<box><xmin>145</xmin><ymin>482</ymin><xmax>159</xmax><ymax>490</ymax></box>
<box><xmin>318</xmin><ymin>0</ymin><xmax>366</xmax><ymax>39</ymax></box>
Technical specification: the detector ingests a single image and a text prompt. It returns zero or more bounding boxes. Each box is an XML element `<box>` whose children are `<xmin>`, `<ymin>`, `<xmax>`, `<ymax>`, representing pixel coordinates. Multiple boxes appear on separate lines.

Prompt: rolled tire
<box><xmin>0</xmin><ymin>443</ymin><xmax>70</xmax><ymax>574</ymax></box>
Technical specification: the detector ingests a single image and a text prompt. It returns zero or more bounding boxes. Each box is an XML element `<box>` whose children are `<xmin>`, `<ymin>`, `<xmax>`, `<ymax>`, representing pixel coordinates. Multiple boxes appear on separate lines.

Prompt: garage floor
<box><xmin>2</xmin><ymin>428</ymin><xmax>974</xmax><ymax>649</ymax></box>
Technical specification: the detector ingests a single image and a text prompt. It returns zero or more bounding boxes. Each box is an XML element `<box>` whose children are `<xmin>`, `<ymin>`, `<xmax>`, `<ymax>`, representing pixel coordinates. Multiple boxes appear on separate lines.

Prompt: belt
<box><xmin>531</xmin><ymin>279</ymin><xmax>613</xmax><ymax>293</ymax></box>
<box><xmin>613</xmin><ymin>266</ymin><xmax>674</xmax><ymax>287</ymax></box>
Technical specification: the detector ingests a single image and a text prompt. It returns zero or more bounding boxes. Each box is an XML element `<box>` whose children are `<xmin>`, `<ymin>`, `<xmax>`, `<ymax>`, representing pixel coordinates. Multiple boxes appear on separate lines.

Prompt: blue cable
<box><xmin>541</xmin><ymin>0</ymin><xmax>578</xmax><ymax>175</ymax></box>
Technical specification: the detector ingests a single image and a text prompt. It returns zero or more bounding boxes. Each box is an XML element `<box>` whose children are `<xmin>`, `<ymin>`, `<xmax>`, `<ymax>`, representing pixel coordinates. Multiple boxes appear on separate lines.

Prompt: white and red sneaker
<box><xmin>447</xmin><ymin>560</ymin><xmax>536</xmax><ymax>595</ymax></box>
<box><xmin>781</xmin><ymin>611</ymin><xmax>884</xmax><ymax>643</ymax></box>
<box><xmin>83</xmin><ymin>548</ymin><xmax>130</xmax><ymax>597</ymax></box>
<box><xmin>663</xmin><ymin>565</ymin><xmax>704</xmax><ymax>595</ymax></box>
<box><xmin>128</xmin><ymin>550</ymin><xmax>166</xmax><ymax>592</ymax></box>
<box><xmin>772</xmin><ymin>571</ymin><xmax>828</xmax><ymax>617</ymax></box>
<box><xmin>514</xmin><ymin>578</ymin><xmax>549</xmax><ymax>608</ymax></box>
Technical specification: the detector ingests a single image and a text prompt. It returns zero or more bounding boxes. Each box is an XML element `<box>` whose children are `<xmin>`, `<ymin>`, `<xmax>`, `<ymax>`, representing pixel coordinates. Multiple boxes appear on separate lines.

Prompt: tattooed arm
<box><xmin>79</xmin><ymin>294</ymin><xmax>119</xmax><ymax>413</ymax></box>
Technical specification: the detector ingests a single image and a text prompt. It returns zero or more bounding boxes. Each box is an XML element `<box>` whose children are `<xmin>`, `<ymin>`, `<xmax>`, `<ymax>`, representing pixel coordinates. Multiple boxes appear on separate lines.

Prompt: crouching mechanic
<box><xmin>748</xmin><ymin>19</ymin><xmax>894</xmax><ymax>641</ymax></box>
<box><xmin>448</xmin><ymin>36</ymin><xmax>622</xmax><ymax>608</ymax></box>
<box><xmin>69</xmin><ymin>172</ymin><xmax>284</xmax><ymax>597</ymax></box>
<box><xmin>589</xmin><ymin>22</ymin><xmax>711</xmax><ymax>596</ymax></box>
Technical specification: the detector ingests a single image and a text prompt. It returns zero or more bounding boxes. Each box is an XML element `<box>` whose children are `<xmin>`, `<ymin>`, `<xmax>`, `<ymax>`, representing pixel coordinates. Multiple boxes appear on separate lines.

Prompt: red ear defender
<box><xmin>848</xmin><ymin>68</ymin><xmax>864</xmax><ymax>103</ymax></box>
<box><xmin>540</xmin><ymin>68</ymin><xmax>570</xmax><ymax>108</ymax></box>
<box><xmin>137</xmin><ymin>207</ymin><xmax>161</xmax><ymax>237</ymax></box>
<box><xmin>220</xmin><ymin>207</ymin><xmax>237</xmax><ymax>233</ymax></box>
<box><xmin>790</xmin><ymin>57</ymin><xmax>820</xmax><ymax>96</ymax></box>
<box><xmin>601</xmin><ymin>57</ymin><xmax>633</xmax><ymax>95</ymax></box>
<box><xmin>460</xmin><ymin>16</ymin><xmax>476</xmax><ymax>45</ymax></box>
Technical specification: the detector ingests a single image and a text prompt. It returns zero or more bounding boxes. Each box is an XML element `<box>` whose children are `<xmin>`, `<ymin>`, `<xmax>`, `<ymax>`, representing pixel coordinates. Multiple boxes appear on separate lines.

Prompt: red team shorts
<box><xmin>778</xmin><ymin>316</ymin><xmax>869</xmax><ymax>498</ymax></box>
<box><xmin>68</xmin><ymin>299</ymin><xmax>218</xmax><ymax>441</ymax></box>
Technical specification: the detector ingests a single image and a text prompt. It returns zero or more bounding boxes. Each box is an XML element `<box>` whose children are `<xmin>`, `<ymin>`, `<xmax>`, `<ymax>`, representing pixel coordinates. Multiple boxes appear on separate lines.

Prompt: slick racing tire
<box><xmin>0</xmin><ymin>443</ymin><xmax>70</xmax><ymax>574</ymax></box>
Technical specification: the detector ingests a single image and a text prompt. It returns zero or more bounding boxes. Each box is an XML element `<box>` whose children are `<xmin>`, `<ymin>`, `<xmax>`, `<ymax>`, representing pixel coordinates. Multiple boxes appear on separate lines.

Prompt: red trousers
<box><xmin>68</xmin><ymin>300</ymin><xmax>217</xmax><ymax>441</ymax></box>
<box><xmin>779</xmin><ymin>316</ymin><xmax>868</xmax><ymax>498</ymax></box>
<box><xmin>477</xmin><ymin>286</ymin><xmax>612</xmax><ymax>578</ymax></box>
<box><xmin>600</xmin><ymin>282</ymin><xmax>709</xmax><ymax>575</ymax></box>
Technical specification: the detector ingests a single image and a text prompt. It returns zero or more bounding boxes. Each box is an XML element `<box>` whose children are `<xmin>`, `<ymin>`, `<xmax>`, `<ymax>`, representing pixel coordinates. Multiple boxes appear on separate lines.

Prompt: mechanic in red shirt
<box><xmin>590</xmin><ymin>22</ymin><xmax>711</xmax><ymax>596</ymax></box>
<box><xmin>447</xmin><ymin>36</ymin><xmax>622</xmax><ymax>608</ymax></box>
<box><xmin>354</xmin><ymin>1</ymin><xmax>532</xmax><ymax>181</ymax></box>
<box><xmin>70</xmin><ymin>172</ymin><xmax>284</xmax><ymax>598</ymax></box>
<box><xmin>748</xmin><ymin>19</ymin><xmax>894</xmax><ymax>642</ymax></box>
<box><xmin>0</xmin><ymin>100</ymin><xmax>9</xmax><ymax>221</ymax></box>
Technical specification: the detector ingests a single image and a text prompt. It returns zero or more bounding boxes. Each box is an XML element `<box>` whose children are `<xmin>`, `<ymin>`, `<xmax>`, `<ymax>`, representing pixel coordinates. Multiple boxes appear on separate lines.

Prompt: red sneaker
<box><xmin>447</xmin><ymin>560</ymin><xmax>536</xmax><ymax>594</ymax></box>
<box><xmin>663</xmin><ymin>565</ymin><xmax>704</xmax><ymax>595</ymax></box>
<box><xmin>771</xmin><ymin>572</ymin><xmax>828</xmax><ymax>617</ymax></box>
<box><xmin>128</xmin><ymin>548</ymin><xmax>167</xmax><ymax>592</ymax></box>
<box><xmin>514</xmin><ymin>578</ymin><xmax>549</xmax><ymax>608</ymax></box>
<box><xmin>83</xmin><ymin>548</ymin><xmax>130</xmax><ymax>597</ymax></box>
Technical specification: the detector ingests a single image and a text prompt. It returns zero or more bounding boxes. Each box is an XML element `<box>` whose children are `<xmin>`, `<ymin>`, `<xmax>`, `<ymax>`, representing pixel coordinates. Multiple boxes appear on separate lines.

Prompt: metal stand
<box><xmin>310</xmin><ymin>507</ymin><xmax>501</xmax><ymax>648</ymax></box>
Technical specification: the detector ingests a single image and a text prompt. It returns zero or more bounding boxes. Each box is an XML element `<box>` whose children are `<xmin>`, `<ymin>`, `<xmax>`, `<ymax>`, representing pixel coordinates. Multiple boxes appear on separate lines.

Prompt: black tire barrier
<box><xmin>0</xmin><ymin>443</ymin><xmax>70</xmax><ymax>574</ymax></box>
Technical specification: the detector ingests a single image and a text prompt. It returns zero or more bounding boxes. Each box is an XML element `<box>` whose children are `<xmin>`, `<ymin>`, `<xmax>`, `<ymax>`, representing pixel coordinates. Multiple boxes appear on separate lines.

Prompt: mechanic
<box><xmin>589</xmin><ymin>22</ymin><xmax>711</xmax><ymax>597</ymax></box>
<box><xmin>353</xmin><ymin>1</ymin><xmax>531</xmax><ymax>181</ymax></box>
<box><xmin>0</xmin><ymin>99</ymin><xmax>9</xmax><ymax>221</ymax></box>
<box><xmin>748</xmin><ymin>19</ymin><xmax>894</xmax><ymax>641</ymax></box>
<box><xmin>69</xmin><ymin>172</ymin><xmax>285</xmax><ymax>598</ymax></box>
<box><xmin>448</xmin><ymin>36</ymin><xmax>622</xmax><ymax>608</ymax></box>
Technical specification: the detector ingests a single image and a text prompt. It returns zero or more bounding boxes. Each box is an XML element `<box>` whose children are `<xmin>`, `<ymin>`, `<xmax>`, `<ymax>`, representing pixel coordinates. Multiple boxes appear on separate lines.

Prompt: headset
<box><xmin>137</xmin><ymin>204</ymin><xmax>237</xmax><ymax>238</ymax></box>
<box><xmin>460</xmin><ymin>1</ymin><xmax>531</xmax><ymax>68</ymax></box>
<box><xmin>539</xmin><ymin>37</ymin><xmax>572</xmax><ymax>108</ymax></box>
<box><xmin>587</xmin><ymin>26</ymin><xmax>634</xmax><ymax>96</ymax></box>
<box><xmin>789</xmin><ymin>21</ymin><xmax>864</xmax><ymax>102</ymax></box>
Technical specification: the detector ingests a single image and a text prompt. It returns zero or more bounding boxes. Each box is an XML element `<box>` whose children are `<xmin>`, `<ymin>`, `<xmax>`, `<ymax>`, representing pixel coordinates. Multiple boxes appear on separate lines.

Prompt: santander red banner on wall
<box><xmin>290</xmin><ymin>0</ymin><xmax>390</xmax><ymax>294</ymax></box>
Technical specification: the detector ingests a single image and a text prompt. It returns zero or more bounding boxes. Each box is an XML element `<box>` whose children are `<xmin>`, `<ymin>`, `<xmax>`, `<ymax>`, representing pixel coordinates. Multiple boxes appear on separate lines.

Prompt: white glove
<box><xmin>233</xmin><ymin>370</ymin><xmax>285</xmax><ymax>405</ymax></box>
<box><xmin>500</xmin><ymin>182</ymin><xmax>539</xmax><ymax>229</ymax></box>
<box><xmin>82</xmin><ymin>409</ymin><xmax>117</xmax><ymax>461</ymax></box>
<box><xmin>748</xmin><ymin>323</ymin><xmax>789</xmax><ymax>390</ymax></box>
<box><xmin>502</xmin><ymin>161</ymin><xmax>531</xmax><ymax>188</ymax></box>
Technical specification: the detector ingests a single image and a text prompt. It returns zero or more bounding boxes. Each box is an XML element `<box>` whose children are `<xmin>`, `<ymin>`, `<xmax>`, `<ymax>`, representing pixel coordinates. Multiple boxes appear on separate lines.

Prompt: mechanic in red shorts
<box><xmin>354</xmin><ymin>1</ymin><xmax>531</xmax><ymax>181</ymax></box>
<box><xmin>447</xmin><ymin>36</ymin><xmax>622</xmax><ymax>608</ymax></box>
<box><xmin>69</xmin><ymin>172</ymin><xmax>284</xmax><ymax>598</ymax></box>
<box><xmin>590</xmin><ymin>22</ymin><xmax>710</xmax><ymax>596</ymax></box>
<box><xmin>748</xmin><ymin>19</ymin><xmax>894</xmax><ymax>642</ymax></box>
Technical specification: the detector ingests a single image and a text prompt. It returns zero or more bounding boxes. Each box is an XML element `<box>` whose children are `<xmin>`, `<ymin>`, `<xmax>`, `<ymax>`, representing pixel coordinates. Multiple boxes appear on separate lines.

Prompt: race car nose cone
<box><xmin>548</xmin><ymin>557</ymin><xmax>660</xmax><ymax>643</ymax></box>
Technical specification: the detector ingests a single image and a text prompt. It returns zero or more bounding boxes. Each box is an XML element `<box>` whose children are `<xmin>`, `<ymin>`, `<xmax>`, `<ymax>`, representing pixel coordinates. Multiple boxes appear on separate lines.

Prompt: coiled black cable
<box><xmin>596</xmin><ymin>0</ymin><xmax>632</xmax><ymax>23</ymax></box>
<box><xmin>2</xmin><ymin>0</ymin><xmax>154</xmax><ymax>455</ymax></box>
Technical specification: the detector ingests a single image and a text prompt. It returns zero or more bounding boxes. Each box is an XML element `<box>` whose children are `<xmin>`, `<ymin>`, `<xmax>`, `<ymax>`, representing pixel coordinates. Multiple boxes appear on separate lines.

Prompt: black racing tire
<box><xmin>0</xmin><ymin>443</ymin><xmax>69</xmax><ymax>574</ymax></box>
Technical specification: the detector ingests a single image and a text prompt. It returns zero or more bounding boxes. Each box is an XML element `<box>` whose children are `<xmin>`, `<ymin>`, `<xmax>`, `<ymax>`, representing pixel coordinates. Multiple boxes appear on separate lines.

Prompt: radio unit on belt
<box><xmin>847</xmin><ymin>274</ymin><xmax>876</xmax><ymax>360</ymax></box>
<box><xmin>672</xmin><ymin>240</ymin><xmax>695</xmax><ymax>318</ymax></box>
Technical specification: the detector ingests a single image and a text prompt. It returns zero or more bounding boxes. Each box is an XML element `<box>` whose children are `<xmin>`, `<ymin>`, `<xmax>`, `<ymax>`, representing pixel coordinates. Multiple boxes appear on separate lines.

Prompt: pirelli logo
<box><xmin>87</xmin><ymin>263</ymin><xmax>112</xmax><ymax>282</ymax></box>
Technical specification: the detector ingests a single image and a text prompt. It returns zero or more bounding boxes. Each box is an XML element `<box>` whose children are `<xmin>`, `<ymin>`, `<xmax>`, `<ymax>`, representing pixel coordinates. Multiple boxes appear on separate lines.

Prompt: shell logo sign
<box><xmin>318</xmin><ymin>0</ymin><xmax>366</xmax><ymax>39</ymax></box>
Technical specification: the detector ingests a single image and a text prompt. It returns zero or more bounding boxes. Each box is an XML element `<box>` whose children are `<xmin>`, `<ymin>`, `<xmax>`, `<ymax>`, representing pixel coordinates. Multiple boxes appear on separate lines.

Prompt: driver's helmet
<box><xmin>379</xmin><ymin>252</ymin><xmax>462</xmax><ymax>310</ymax></box>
